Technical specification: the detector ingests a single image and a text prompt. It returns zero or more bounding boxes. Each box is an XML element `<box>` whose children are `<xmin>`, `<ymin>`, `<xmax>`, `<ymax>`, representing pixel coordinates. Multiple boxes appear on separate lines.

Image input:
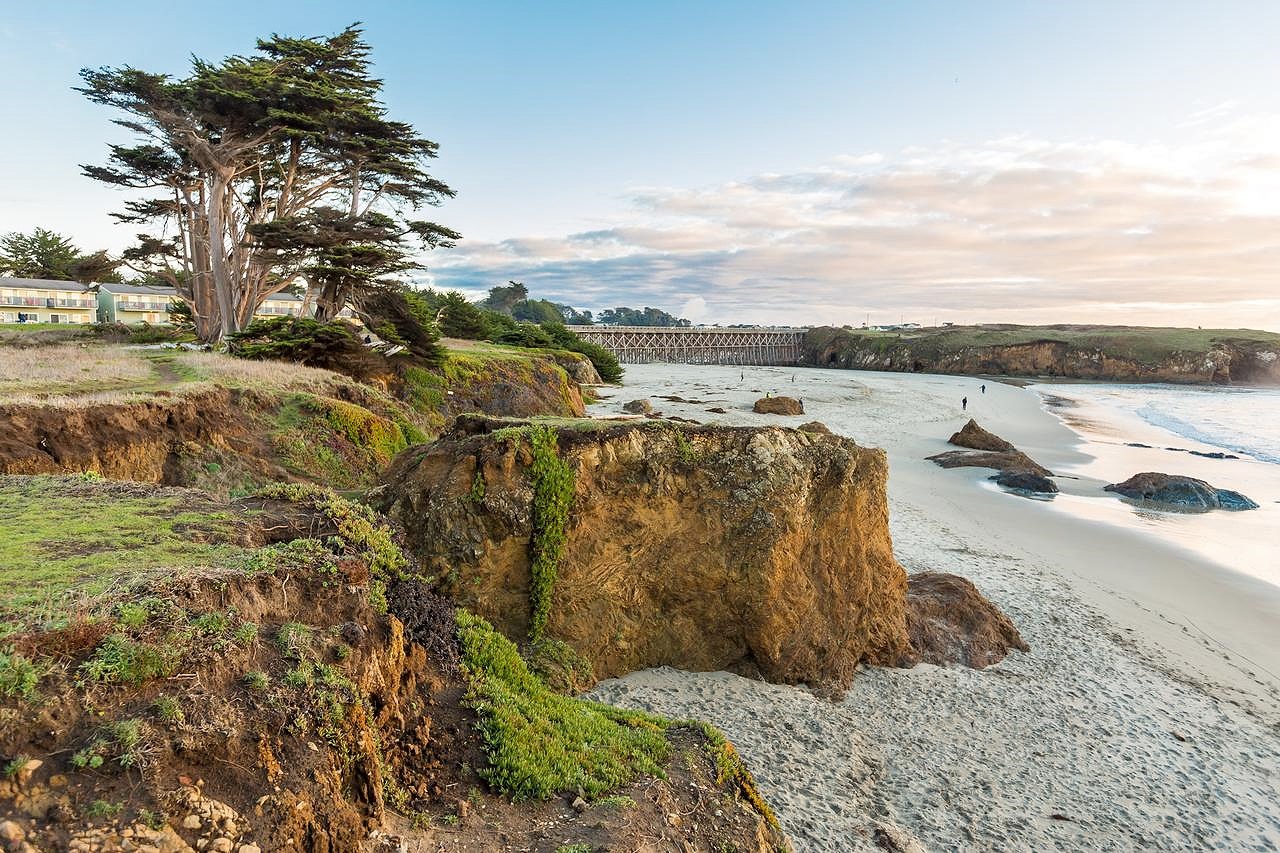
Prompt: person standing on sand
<box><xmin>980</xmin><ymin>384</ymin><xmax>986</xmax><ymax>394</ymax></box>
<box><xmin>962</xmin><ymin>396</ymin><xmax>968</xmax><ymax>411</ymax></box>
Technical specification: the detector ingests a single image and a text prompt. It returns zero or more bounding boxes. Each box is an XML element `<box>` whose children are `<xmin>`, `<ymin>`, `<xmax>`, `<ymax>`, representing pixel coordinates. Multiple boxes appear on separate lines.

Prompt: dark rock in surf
<box><xmin>1104</xmin><ymin>472</ymin><xmax>1258</xmax><ymax>511</ymax></box>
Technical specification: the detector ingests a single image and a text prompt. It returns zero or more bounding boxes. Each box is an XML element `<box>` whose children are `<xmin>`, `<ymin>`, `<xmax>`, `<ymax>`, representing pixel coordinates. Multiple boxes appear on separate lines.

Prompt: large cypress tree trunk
<box><xmin>208</xmin><ymin>171</ymin><xmax>236</xmax><ymax>342</ymax></box>
<box><xmin>312</xmin><ymin>281</ymin><xmax>348</xmax><ymax>323</ymax></box>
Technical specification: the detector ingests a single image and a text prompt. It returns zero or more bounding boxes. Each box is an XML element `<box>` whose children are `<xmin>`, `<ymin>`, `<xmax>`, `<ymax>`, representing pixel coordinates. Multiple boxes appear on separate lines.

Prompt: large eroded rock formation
<box><xmin>378</xmin><ymin>416</ymin><xmax>910</xmax><ymax>686</ymax></box>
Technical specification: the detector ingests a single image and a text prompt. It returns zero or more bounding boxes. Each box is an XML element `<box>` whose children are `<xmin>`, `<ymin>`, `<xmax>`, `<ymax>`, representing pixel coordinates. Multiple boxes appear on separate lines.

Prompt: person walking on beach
<box><xmin>962</xmin><ymin>396</ymin><xmax>968</xmax><ymax>411</ymax></box>
<box><xmin>980</xmin><ymin>384</ymin><xmax>986</xmax><ymax>394</ymax></box>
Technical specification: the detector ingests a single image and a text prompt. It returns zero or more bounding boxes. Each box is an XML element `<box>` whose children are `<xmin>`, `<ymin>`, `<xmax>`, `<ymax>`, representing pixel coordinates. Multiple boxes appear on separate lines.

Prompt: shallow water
<box><xmin>1030</xmin><ymin>382</ymin><xmax>1280</xmax><ymax>589</ymax></box>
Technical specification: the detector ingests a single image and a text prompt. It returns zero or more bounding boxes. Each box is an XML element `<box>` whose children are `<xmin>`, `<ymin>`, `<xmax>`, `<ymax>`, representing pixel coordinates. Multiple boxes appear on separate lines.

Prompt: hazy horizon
<box><xmin>2</xmin><ymin>1</ymin><xmax>1278</xmax><ymax>330</ymax></box>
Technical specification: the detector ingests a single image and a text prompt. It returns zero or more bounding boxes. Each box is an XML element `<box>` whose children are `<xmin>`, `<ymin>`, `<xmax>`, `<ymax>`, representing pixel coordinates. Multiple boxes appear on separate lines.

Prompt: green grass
<box><xmin>595</xmin><ymin>794</ymin><xmax>636</xmax><ymax>809</ymax></box>
<box><xmin>276</xmin><ymin>622</ymin><xmax>314</xmax><ymax>659</ymax></box>
<box><xmin>243</xmin><ymin>670</ymin><xmax>270</xmax><ymax>691</ymax></box>
<box><xmin>255</xmin><ymin>483</ymin><xmax>408</xmax><ymax>612</ymax></box>
<box><xmin>79</xmin><ymin>633</ymin><xmax>182</xmax><ymax>685</ymax></box>
<box><xmin>2</xmin><ymin>754</ymin><xmax>30</xmax><ymax>779</ymax></box>
<box><xmin>456</xmin><ymin>609</ymin><xmax>670</xmax><ymax>801</ymax></box>
<box><xmin>0</xmin><ymin>475</ymin><xmax>247</xmax><ymax>617</ymax></box>
<box><xmin>0</xmin><ymin>651</ymin><xmax>47</xmax><ymax>699</ymax></box>
<box><xmin>85</xmin><ymin>799</ymin><xmax>123</xmax><ymax>819</ymax></box>
<box><xmin>71</xmin><ymin>718</ymin><xmax>150</xmax><ymax>772</ymax></box>
<box><xmin>152</xmin><ymin>695</ymin><xmax>185</xmax><ymax>726</ymax></box>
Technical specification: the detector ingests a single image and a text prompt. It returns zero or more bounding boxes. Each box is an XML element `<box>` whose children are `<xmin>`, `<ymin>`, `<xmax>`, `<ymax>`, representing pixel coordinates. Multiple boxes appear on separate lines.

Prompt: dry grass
<box><xmin>0</xmin><ymin>390</ymin><xmax>166</xmax><ymax>409</ymax></box>
<box><xmin>0</xmin><ymin>344</ymin><xmax>156</xmax><ymax>396</ymax></box>
<box><xmin>175</xmin><ymin>351</ymin><xmax>353</xmax><ymax>396</ymax></box>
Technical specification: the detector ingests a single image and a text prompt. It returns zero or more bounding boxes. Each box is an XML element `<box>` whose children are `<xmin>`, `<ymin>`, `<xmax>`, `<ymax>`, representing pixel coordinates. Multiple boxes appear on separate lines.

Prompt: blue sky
<box><xmin>2</xmin><ymin>2</ymin><xmax>1279</xmax><ymax>328</ymax></box>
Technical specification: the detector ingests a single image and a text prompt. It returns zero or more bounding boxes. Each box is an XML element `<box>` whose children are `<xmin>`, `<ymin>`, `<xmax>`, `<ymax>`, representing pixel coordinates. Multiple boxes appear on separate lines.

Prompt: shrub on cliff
<box><xmin>494</xmin><ymin>323</ymin><xmax>556</xmax><ymax>348</ymax></box>
<box><xmin>358</xmin><ymin>289</ymin><xmax>447</xmax><ymax>368</ymax></box>
<box><xmin>539</xmin><ymin>323</ymin><xmax>623</xmax><ymax>383</ymax></box>
<box><xmin>227</xmin><ymin>317</ymin><xmax>386</xmax><ymax>383</ymax></box>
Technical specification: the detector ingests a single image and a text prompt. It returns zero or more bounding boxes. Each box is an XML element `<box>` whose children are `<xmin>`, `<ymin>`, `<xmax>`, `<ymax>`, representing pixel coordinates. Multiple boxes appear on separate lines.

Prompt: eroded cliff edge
<box><xmin>378</xmin><ymin>417</ymin><xmax>911</xmax><ymax>687</ymax></box>
<box><xmin>802</xmin><ymin>324</ymin><xmax>1280</xmax><ymax>384</ymax></box>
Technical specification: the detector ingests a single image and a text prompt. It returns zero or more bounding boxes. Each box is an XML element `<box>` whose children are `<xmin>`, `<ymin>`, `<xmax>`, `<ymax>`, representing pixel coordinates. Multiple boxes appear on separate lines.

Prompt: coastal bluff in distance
<box><xmin>801</xmin><ymin>324</ymin><xmax>1280</xmax><ymax>384</ymax></box>
<box><xmin>379</xmin><ymin>416</ymin><xmax>912</xmax><ymax>687</ymax></box>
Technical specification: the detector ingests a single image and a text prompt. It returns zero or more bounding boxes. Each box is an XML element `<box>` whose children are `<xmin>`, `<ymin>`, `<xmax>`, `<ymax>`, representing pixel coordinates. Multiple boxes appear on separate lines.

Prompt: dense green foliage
<box><xmin>355</xmin><ymin>288</ymin><xmax>447</xmax><ymax>368</ymax></box>
<box><xmin>455</xmin><ymin>609</ymin><xmax>669</xmax><ymax>800</ymax></box>
<box><xmin>79</xmin><ymin>26</ymin><xmax>456</xmax><ymax>340</ymax></box>
<box><xmin>0</xmin><ymin>227</ymin><xmax>120</xmax><ymax>283</ymax></box>
<box><xmin>512</xmin><ymin>298</ymin><xmax>567</xmax><ymax>325</ymax></box>
<box><xmin>0</xmin><ymin>651</ymin><xmax>44</xmax><ymax>700</ymax></box>
<box><xmin>596</xmin><ymin>306</ymin><xmax>690</xmax><ymax>327</ymax></box>
<box><xmin>540</xmin><ymin>323</ymin><xmax>623</xmax><ymax>382</ymax></box>
<box><xmin>483</xmin><ymin>282</ymin><xmax>592</xmax><ymax>325</ymax></box>
<box><xmin>436</xmin><ymin>290</ymin><xmax>492</xmax><ymax>339</ymax></box>
<box><xmin>228</xmin><ymin>317</ymin><xmax>387</xmax><ymax>382</ymax></box>
<box><xmin>407</xmin><ymin>287</ymin><xmax>622</xmax><ymax>381</ymax></box>
<box><xmin>526</xmin><ymin>427</ymin><xmax>575</xmax><ymax>642</ymax></box>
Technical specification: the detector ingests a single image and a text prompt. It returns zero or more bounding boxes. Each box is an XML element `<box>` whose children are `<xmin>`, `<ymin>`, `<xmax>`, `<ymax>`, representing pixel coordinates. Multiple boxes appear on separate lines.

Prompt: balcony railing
<box><xmin>0</xmin><ymin>295</ymin><xmax>95</xmax><ymax>309</ymax></box>
<box><xmin>255</xmin><ymin>305</ymin><xmax>299</xmax><ymax>316</ymax></box>
<box><xmin>117</xmin><ymin>301</ymin><xmax>170</xmax><ymax>312</ymax></box>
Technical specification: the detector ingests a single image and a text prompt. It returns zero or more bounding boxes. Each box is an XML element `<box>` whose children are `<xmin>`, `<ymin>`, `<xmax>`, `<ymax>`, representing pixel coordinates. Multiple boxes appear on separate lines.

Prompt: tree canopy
<box><xmin>79</xmin><ymin>25</ymin><xmax>457</xmax><ymax>341</ymax></box>
<box><xmin>596</xmin><ymin>306</ymin><xmax>690</xmax><ymax>327</ymax></box>
<box><xmin>482</xmin><ymin>281</ymin><xmax>593</xmax><ymax>325</ymax></box>
<box><xmin>0</xmin><ymin>228</ymin><xmax>121</xmax><ymax>283</ymax></box>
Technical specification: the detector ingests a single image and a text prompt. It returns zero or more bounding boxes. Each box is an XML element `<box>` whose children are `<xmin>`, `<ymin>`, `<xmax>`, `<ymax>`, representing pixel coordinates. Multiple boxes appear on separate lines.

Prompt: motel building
<box><xmin>0</xmin><ymin>277</ymin><xmax>97</xmax><ymax>324</ymax></box>
<box><xmin>99</xmin><ymin>283</ymin><xmax>309</xmax><ymax>324</ymax></box>
<box><xmin>1</xmin><ymin>276</ymin><xmax>361</xmax><ymax>327</ymax></box>
<box><xmin>97</xmin><ymin>282</ymin><xmax>179</xmax><ymax>324</ymax></box>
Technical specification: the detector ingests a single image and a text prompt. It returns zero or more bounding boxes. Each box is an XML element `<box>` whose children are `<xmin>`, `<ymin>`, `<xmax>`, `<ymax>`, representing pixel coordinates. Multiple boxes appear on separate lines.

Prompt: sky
<box><xmin>1</xmin><ymin>1</ymin><xmax>1279</xmax><ymax>329</ymax></box>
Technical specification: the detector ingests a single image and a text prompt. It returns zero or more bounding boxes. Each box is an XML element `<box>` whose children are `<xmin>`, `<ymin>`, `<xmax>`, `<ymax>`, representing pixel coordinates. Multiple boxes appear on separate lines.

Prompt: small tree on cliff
<box><xmin>79</xmin><ymin>26</ymin><xmax>456</xmax><ymax>342</ymax></box>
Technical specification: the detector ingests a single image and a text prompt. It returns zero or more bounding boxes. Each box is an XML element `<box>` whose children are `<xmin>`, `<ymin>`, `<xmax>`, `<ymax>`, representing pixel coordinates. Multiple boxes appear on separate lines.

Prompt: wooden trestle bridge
<box><xmin>566</xmin><ymin>325</ymin><xmax>809</xmax><ymax>365</ymax></box>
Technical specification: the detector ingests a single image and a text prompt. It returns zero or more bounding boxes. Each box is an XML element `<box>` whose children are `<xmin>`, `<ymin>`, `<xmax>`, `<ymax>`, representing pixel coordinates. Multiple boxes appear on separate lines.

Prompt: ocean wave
<box><xmin>1134</xmin><ymin>396</ymin><xmax>1280</xmax><ymax>465</ymax></box>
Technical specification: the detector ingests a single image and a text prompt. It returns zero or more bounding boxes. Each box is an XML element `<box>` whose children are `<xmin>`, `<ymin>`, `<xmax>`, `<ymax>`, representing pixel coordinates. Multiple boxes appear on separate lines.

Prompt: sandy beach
<box><xmin>586</xmin><ymin>364</ymin><xmax>1280</xmax><ymax>851</ymax></box>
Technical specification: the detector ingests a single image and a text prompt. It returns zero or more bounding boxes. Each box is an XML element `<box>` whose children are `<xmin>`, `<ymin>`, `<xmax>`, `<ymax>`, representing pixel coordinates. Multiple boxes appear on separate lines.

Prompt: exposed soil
<box><xmin>0</xmin><ymin>481</ymin><xmax>787</xmax><ymax>852</ymax></box>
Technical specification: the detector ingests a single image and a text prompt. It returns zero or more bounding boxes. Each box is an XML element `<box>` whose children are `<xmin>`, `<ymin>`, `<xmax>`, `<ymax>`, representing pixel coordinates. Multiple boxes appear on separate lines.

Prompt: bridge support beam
<box><xmin>566</xmin><ymin>326</ymin><xmax>808</xmax><ymax>366</ymax></box>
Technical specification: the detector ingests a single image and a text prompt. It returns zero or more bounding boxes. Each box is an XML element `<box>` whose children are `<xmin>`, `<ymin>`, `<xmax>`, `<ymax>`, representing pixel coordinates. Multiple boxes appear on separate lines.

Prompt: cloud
<box><xmin>429</xmin><ymin>119</ymin><xmax>1280</xmax><ymax>330</ymax></box>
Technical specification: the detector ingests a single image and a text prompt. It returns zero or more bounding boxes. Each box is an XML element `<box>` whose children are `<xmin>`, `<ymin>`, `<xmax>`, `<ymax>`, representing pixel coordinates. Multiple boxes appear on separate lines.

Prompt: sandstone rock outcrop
<box><xmin>752</xmin><ymin>396</ymin><xmax>804</xmax><ymax>415</ymax></box>
<box><xmin>949</xmin><ymin>419</ymin><xmax>1014</xmax><ymax>452</ymax></box>
<box><xmin>904</xmin><ymin>572</ymin><xmax>1029</xmax><ymax>667</ymax></box>
<box><xmin>379</xmin><ymin>416</ymin><xmax>909</xmax><ymax>686</ymax></box>
<box><xmin>622</xmin><ymin>398</ymin><xmax>653</xmax><ymax>415</ymax></box>
<box><xmin>928</xmin><ymin>420</ymin><xmax>1051</xmax><ymax>477</ymax></box>
<box><xmin>1104</xmin><ymin>472</ymin><xmax>1258</xmax><ymax>510</ymax></box>
<box><xmin>551</xmin><ymin>351</ymin><xmax>604</xmax><ymax>385</ymax></box>
<box><xmin>798</xmin><ymin>421</ymin><xmax>832</xmax><ymax>434</ymax></box>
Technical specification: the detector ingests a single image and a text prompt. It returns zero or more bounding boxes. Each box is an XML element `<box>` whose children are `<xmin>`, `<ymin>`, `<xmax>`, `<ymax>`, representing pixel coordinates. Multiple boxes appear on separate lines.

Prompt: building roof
<box><xmin>261</xmin><ymin>290</ymin><xmax>303</xmax><ymax>302</ymax></box>
<box><xmin>99</xmin><ymin>282</ymin><xmax>179</xmax><ymax>297</ymax></box>
<box><xmin>0</xmin><ymin>276</ymin><xmax>92</xmax><ymax>293</ymax></box>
